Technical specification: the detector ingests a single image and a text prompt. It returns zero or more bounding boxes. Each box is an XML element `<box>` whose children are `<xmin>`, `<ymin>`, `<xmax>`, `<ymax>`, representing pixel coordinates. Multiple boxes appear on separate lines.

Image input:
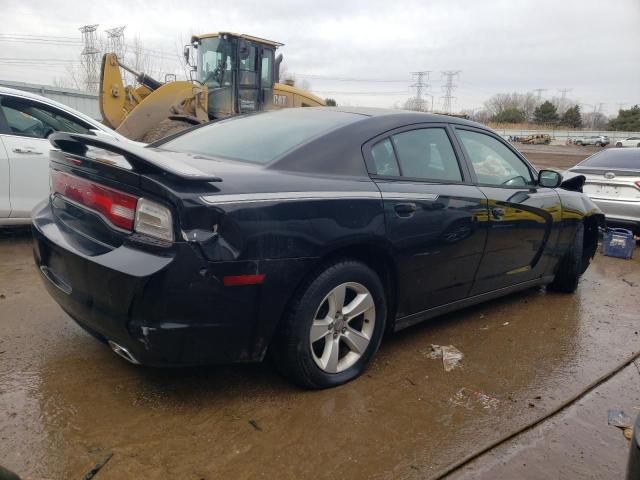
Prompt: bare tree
<box><xmin>484</xmin><ymin>92</ymin><xmax>537</xmax><ymax>121</ymax></box>
<box><xmin>582</xmin><ymin>111</ymin><xmax>609</xmax><ymax>130</ymax></box>
<box><xmin>53</xmin><ymin>64</ymin><xmax>86</xmax><ymax>91</ymax></box>
<box><xmin>403</xmin><ymin>96</ymin><xmax>428</xmax><ymax>112</ymax></box>
<box><xmin>460</xmin><ymin>108</ymin><xmax>490</xmax><ymax>124</ymax></box>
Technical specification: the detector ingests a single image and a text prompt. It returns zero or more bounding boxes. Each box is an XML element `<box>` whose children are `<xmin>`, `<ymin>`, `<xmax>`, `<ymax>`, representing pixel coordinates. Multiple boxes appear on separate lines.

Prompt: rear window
<box><xmin>580</xmin><ymin>150</ymin><xmax>640</xmax><ymax>169</ymax></box>
<box><xmin>159</xmin><ymin>109</ymin><xmax>362</xmax><ymax>164</ymax></box>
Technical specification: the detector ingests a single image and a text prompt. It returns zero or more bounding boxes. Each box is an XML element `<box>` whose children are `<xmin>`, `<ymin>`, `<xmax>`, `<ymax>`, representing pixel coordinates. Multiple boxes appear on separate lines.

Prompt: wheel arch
<box><xmin>267</xmin><ymin>240</ymin><xmax>398</xmax><ymax>354</ymax></box>
<box><xmin>314</xmin><ymin>242</ymin><xmax>398</xmax><ymax>324</ymax></box>
<box><xmin>583</xmin><ymin>213</ymin><xmax>604</xmax><ymax>261</ymax></box>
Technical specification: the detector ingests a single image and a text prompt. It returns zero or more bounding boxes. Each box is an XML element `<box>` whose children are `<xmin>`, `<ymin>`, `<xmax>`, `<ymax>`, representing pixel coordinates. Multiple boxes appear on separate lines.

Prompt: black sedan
<box><xmin>32</xmin><ymin>108</ymin><xmax>603</xmax><ymax>388</ymax></box>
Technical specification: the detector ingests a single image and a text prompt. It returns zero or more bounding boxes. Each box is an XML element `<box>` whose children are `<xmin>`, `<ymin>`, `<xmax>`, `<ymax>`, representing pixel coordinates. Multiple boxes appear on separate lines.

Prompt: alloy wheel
<box><xmin>309</xmin><ymin>282</ymin><xmax>376</xmax><ymax>373</ymax></box>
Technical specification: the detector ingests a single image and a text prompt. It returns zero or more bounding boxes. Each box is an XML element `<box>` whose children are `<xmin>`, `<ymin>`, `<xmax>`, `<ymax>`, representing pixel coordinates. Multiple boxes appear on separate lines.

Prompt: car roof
<box><xmin>0</xmin><ymin>86</ymin><xmax>126</xmax><ymax>140</ymax></box>
<box><xmin>320</xmin><ymin>106</ymin><xmax>478</xmax><ymax>125</ymax></box>
<box><xmin>265</xmin><ymin>107</ymin><xmax>486</xmax><ymax>176</ymax></box>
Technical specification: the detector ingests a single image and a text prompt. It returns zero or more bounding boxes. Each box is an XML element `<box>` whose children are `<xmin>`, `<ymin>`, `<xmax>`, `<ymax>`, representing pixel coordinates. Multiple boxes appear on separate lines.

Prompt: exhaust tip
<box><xmin>108</xmin><ymin>340</ymin><xmax>140</xmax><ymax>365</ymax></box>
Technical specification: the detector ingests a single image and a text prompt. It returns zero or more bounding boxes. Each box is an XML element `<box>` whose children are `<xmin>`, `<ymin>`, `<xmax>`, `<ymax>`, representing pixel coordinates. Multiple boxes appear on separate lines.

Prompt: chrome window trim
<box><xmin>201</xmin><ymin>191</ymin><xmax>382</xmax><ymax>204</ymax></box>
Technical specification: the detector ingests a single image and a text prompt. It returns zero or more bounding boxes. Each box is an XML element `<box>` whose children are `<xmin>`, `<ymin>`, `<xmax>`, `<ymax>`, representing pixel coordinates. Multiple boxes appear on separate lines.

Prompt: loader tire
<box><xmin>141</xmin><ymin>119</ymin><xmax>194</xmax><ymax>144</ymax></box>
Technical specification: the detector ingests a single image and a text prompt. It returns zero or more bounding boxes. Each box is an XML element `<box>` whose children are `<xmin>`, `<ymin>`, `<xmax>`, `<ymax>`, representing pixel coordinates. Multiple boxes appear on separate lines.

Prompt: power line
<box><xmin>293</xmin><ymin>74</ymin><xmax>407</xmax><ymax>83</ymax></box>
<box><xmin>0</xmin><ymin>33</ymin><xmax>179</xmax><ymax>61</ymax></box>
<box><xmin>313</xmin><ymin>90</ymin><xmax>407</xmax><ymax>95</ymax></box>
<box><xmin>440</xmin><ymin>70</ymin><xmax>461</xmax><ymax>114</ymax></box>
<box><xmin>0</xmin><ymin>33</ymin><xmax>81</xmax><ymax>40</ymax></box>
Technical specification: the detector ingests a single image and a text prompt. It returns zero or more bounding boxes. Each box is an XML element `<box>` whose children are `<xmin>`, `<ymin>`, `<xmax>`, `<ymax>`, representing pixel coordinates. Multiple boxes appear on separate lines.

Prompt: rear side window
<box><xmin>580</xmin><ymin>150</ymin><xmax>640</xmax><ymax>169</ymax></box>
<box><xmin>371</xmin><ymin>138</ymin><xmax>400</xmax><ymax>176</ymax></box>
<box><xmin>391</xmin><ymin>128</ymin><xmax>462</xmax><ymax>181</ymax></box>
<box><xmin>160</xmin><ymin>109</ymin><xmax>362</xmax><ymax>164</ymax></box>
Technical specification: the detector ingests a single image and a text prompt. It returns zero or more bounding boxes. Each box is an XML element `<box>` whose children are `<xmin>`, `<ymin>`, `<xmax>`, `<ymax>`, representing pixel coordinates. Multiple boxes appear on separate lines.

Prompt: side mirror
<box><xmin>538</xmin><ymin>169</ymin><xmax>563</xmax><ymax>188</ymax></box>
<box><xmin>183</xmin><ymin>45</ymin><xmax>191</xmax><ymax>66</ymax></box>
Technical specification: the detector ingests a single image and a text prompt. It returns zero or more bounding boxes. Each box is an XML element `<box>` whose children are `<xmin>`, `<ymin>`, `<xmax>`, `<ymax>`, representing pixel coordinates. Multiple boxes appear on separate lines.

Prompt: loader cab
<box><xmin>191</xmin><ymin>33</ymin><xmax>281</xmax><ymax>118</ymax></box>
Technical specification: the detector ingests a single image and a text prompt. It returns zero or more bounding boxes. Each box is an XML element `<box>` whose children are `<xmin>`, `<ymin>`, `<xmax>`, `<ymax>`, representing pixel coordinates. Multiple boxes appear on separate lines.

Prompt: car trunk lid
<box><xmin>571</xmin><ymin>167</ymin><xmax>640</xmax><ymax>202</ymax></box>
<box><xmin>48</xmin><ymin>132</ymin><xmax>229</xmax><ymax>250</ymax></box>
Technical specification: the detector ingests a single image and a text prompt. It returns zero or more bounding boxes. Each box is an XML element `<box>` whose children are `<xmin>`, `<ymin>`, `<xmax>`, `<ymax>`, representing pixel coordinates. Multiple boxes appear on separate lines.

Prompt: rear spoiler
<box><xmin>49</xmin><ymin>132</ymin><xmax>222</xmax><ymax>182</ymax></box>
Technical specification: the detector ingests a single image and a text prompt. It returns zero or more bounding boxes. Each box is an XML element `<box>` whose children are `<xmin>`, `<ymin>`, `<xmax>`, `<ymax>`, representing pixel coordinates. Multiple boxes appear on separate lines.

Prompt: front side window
<box><xmin>390</xmin><ymin>128</ymin><xmax>462</xmax><ymax>181</ymax></box>
<box><xmin>238</xmin><ymin>42</ymin><xmax>258</xmax><ymax>90</ymax></box>
<box><xmin>197</xmin><ymin>37</ymin><xmax>235</xmax><ymax>87</ymax></box>
<box><xmin>457</xmin><ymin>129</ymin><xmax>533</xmax><ymax>186</ymax></box>
<box><xmin>0</xmin><ymin>97</ymin><xmax>89</xmax><ymax>138</ymax></box>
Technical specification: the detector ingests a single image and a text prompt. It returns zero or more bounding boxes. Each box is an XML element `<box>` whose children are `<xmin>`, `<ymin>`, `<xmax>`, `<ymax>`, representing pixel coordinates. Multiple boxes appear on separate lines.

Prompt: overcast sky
<box><xmin>1</xmin><ymin>0</ymin><xmax>639</xmax><ymax>115</ymax></box>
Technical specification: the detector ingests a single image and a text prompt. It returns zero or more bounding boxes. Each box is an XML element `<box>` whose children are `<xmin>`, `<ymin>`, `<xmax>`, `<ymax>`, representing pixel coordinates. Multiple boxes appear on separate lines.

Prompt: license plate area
<box><xmin>41</xmin><ymin>248</ymin><xmax>72</xmax><ymax>295</ymax></box>
<box><xmin>584</xmin><ymin>183</ymin><xmax>621</xmax><ymax>198</ymax></box>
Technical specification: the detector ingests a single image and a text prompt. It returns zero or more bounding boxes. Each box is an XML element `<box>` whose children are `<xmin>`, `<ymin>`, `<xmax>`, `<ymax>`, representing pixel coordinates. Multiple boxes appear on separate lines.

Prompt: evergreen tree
<box><xmin>490</xmin><ymin>108</ymin><xmax>525</xmax><ymax>123</ymax></box>
<box><xmin>533</xmin><ymin>101</ymin><xmax>559</xmax><ymax>124</ymax></box>
<box><xmin>608</xmin><ymin>105</ymin><xmax>640</xmax><ymax>131</ymax></box>
<box><xmin>561</xmin><ymin>105</ymin><xmax>582</xmax><ymax>128</ymax></box>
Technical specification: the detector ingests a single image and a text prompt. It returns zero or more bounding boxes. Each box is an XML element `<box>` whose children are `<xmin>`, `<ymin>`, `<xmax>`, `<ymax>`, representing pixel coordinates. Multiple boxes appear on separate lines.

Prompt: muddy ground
<box><xmin>516</xmin><ymin>142</ymin><xmax>604</xmax><ymax>171</ymax></box>
<box><xmin>1</xmin><ymin>144</ymin><xmax>638</xmax><ymax>479</ymax></box>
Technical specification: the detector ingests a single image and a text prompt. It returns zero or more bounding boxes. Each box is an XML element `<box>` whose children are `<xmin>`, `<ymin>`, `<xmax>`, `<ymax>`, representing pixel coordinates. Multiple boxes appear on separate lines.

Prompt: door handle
<box><xmin>491</xmin><ymin>207</ymin><xmax>506</xmax><ymax>219</ymax></box>
<box><xmin>394</xmin><ymin>202</ymin><xmax>417</xmax><ymax>216</ymax></box>
<box><xmin>13</xmin><ymin>148</ymin><xmax>42</xmax><ymax>154</ymax></box>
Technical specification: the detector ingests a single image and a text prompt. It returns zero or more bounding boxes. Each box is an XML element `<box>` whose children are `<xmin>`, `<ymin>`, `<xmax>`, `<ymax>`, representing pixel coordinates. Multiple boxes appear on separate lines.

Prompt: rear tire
<box><xmin>274</xmin><ymin>260</ymin><xmax>387</xmax><ymax>389</ymax></box>
<box><xmin>548</xmin><ymin>223</ymin><xmax>585</xmax><ymax>293</ymax></box>
<box><xmin>616</xmin><ymin>142</ymin><xmax>623</xmax><ymax>148</ymax></box>
<box><xmin>637</xmin><ymin>143</ymin><xmax>640</xmax><ymax>148</ymax></box>
<box><xmin>141</xmin><ymin>119</ymin><xmax>194</xmax><ymax>143</ymax></box>
<box><xmin>576</xmin><ymin>140</ymin><xmax>583</xmax><ymax>146</ymax></box>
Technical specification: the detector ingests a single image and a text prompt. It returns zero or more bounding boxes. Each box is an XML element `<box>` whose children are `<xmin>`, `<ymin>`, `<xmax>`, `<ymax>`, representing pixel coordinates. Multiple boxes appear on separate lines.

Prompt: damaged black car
<box><xmin>32</xmin><ymin>108</ymin><xmax>603</xmax><ymax>388</ymax></box>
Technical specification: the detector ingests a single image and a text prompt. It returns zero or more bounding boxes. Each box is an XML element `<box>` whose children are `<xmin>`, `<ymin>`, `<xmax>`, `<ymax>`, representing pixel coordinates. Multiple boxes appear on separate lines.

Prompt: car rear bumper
<box><xmin>32</xmin><ymin>200</ymin><xmax>313</xmax><ymax>366</ymax></box>
<box><xmin>591</xmin><ymin>198</ymin><xmax>640</xmax><ymax>226</ymax></box>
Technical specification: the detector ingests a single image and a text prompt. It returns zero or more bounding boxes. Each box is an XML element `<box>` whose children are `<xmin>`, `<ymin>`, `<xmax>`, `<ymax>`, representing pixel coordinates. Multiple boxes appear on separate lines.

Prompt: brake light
<box><xmin>635</xmin><ymin>181</ymin><xmax>640</xmax><ymax>189</ymax></box>
<box><xmin>51</xmin><ymin>170</ymin><xmax>138</xmax><ymax>230</ymax></box>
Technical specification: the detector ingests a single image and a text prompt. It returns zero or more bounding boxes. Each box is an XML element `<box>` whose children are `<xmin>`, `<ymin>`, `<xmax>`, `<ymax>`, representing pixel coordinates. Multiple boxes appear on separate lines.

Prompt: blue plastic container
<box><xmin>602</xmin><ymin>228</ymin><xmax>636</xmax><ymax>259</ymax></box>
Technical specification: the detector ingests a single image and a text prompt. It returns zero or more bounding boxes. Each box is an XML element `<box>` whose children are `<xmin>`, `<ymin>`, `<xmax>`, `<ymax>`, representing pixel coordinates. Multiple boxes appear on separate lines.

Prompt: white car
<box><xmin>615</xmin><ymin>136</ymin><xmax>640</xmax><ymax>148</ymax></box>
<box><xmin>0</xmin><ymin>86</ymin><xmax>132</xmax><ymax>226</ymax></box>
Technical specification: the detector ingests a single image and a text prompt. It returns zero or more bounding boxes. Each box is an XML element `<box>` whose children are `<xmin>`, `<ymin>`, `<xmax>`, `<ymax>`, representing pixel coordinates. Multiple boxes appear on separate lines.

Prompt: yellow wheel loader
<box><xmin>100</xmin><ymin>32</ymin><xmax>325</xmax><ymax>143</ymax></box>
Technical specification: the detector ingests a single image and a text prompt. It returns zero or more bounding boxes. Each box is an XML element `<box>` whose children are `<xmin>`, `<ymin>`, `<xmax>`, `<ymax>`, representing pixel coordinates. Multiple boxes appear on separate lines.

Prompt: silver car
<box><xmin>564</xmin><ymin>148</ymin><xmax>640</xmax><ymax>231</ymax></box>
<box><xmin>575</xmin><ymin>135</ymin><xmax>610</xmax><ymax>147</ymax></box>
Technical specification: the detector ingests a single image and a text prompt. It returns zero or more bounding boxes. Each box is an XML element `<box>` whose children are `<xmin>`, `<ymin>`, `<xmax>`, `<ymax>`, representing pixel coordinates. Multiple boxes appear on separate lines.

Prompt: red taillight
<box><xmin>635</xmin><ymin>181</ymin><xmax>640</xmax><ymax>189</ymax></box>
<box><xmin>223</xmin><ymin>274</ymin><xmax>266</xmax><ymax>287</ymax></box>
<box><xmin>51</xmin><ymin>170</ymin><xmax>138</xmax><ymax>230</ymax></box>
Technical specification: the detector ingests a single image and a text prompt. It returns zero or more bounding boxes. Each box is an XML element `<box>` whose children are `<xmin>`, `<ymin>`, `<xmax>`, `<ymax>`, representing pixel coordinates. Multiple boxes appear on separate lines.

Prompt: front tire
<box><xmin>548</xmin><ymin>223</ymin><xmax>585</xmax><ymax>293</ymax></box>
<box><xmin>274</xmin><ymin>260</ymin><xmax>387</xmax><ymax>389</ymax></box>
<box><xmin>616</xmin><ymin>142</ymin><xmax>623</xmax><ymax>148</ymax></box>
